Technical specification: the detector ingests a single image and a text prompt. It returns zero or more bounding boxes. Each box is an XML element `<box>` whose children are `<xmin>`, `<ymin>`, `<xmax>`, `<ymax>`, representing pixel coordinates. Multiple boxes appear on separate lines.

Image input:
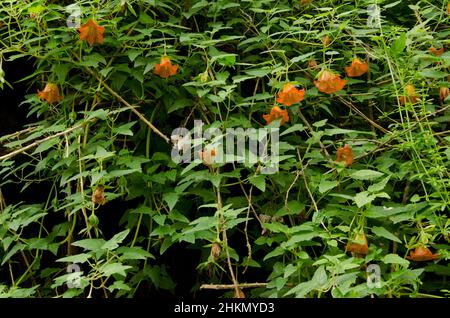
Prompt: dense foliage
<box><xmin>0</xmin><ymin>0</ymin><xmax>449</xmax><ymax>298</ymax></box>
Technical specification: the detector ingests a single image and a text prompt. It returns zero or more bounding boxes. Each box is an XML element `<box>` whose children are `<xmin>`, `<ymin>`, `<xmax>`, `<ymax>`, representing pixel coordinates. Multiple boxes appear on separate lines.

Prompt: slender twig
<box><xmin>242</xmin><ymin>185</ymin><xmax>253</xmax><ymax>275</ymax></box>
<box><xmin>0</xmin><ymin>121</ymin><xmax>88</xmax><ymax>161</ymax></box>
<box><xmin>89</xmin><ymin>70</ymin><xmax>171</xmax><ymax>144</ymax></box>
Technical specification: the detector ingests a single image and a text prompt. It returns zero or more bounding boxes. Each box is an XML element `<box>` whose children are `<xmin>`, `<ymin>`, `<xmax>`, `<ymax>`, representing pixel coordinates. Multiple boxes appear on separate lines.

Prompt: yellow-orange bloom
<box><xmin>37</xmin><ymin>83</ymin><xmax>63</xmax><ymax>104</ymax></box>
<box><xmin>154</xmin><ymin>56</ymin><xmax>179</xmax><ymax>78</ymax></box>
<box><xmin>78</xmin><ymin>19</ymin><xmax>105</xmax><ymax>47</ymax></box>
<box><xmin>336</xmin><ymin>144</ymin><xmax>354</xmax><ymax>167</ymax></box>
<box><xmin>345</xmin><ymin>59</ymin><xmax>369</xmax><ymax>77</ymax></box>
<box><xmin>399</xmin><ymin>84</ymin><xmax>418</xmax><ymax>105</ymax></box>
<box><xmin>314</xmin><ymin>70</ymin><xmax>346</xmax><ymax>94</ymax></box>
<box><xmin>263</xmin><ymin>106</ymin><xmax>289</xmax><ymax>126</ymax></box>
<box><xmin>276</xmin><ymin>83</ymin><xmax>305</xmax><ymax>106</ymax></box>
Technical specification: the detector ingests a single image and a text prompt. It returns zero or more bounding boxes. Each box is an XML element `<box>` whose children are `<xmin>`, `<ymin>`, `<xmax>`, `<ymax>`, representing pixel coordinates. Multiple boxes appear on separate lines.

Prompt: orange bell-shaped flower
<box><xmin>37</xmin><ymin>82</ymin><xmax>63</xmax><ymax>104</ymax></box>
<box><xmin>78</xmin><ymin>19</ymin><xmax>105</xmax><ymax>47</ymax></box>
<box><xmin>345</xmin><ymin>59</ymin><xmax>369</xmax><ymax>77</ymax></box>
<box><xmin>346</xmin><ymin>233</ymin><xmax>369</xmax><ymax>256</ymax></box>
<box><xmin>276</xmin><ymin>83</ymin><xmax>305</xmax><ymax>106</ymax></box>
<box><xmin>407</xmin><ymin>246</ymin><xmax>439</xmax><ymax>262</ymax></box>
<box><xmin>154</xmin><ymin>56</ymin><xmax>179</xmax><ymax>78</ymax></box>
<box><xmin>336</xmin><ymin>144</ymin><xmax>354</xmax><ymax>167</ymax></box>
<box><xmin>262</xmin><ymin>106</ymin><xmax>289</xmax><ymax>126</ymax></box>
<box><xmin>314</xmin><ymin>70</ymin><xmax>346</xmax><ymax>94</ymax></box>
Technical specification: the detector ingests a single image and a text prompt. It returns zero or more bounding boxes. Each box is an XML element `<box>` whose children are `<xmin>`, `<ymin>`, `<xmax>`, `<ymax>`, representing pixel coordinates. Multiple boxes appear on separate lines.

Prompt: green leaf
<box><xmin>368</xmin><ymin>176</ymin><xmax>390</xmax><ymax>193</ymax></box>
<box><xmin>350</xmin><ymin>169</ymin><xmax>384</xmax><ymax>180</ymax></box>
<box><xmin>72</xmin><ymin>239</ymin><xmax>106</xmax><ymax>251</ymax></box>
<box><xmin>390</xmin><ymin>33</ymin><xmax>406</xmax><ymax>57</ymax></box>
<box><xmin>290</xmin><ymin>52</ymin><xmax>316</xmax><ymax>63</ymax></box>
<box><xmin>117</xmin><ymin>247</ymin><xmax>155</xmax><ymax>260</ymax></box>
<box><xmin>354</xmin><ymin>191</ymin><xmax>375</xmax><ymax>208</ymax></box>
<box><xmin>32</xmin><ymin>138</ymin><xmax>60</xmax><ymax>155</ymax></box>
<box><xmin>102</xmin><ymin>230</ymin><xmax>130</xmax><ymax>250</ymax></box>
<box><xmin>249</xmin><ymin>174</ymin><xmax>266</xmax><ymax>192</ymax></box>
<box><xmin>280</xmin><ymin>124</ymin><xmax>305</xmax><ymax>136</ymax></box>
<box><xmin>419</xmin><ymin>69</ymin><xmax>448</xmax><ymax>79</ymax></box>
<box><xmin>263</xmin><ymin>246</ymin><xmax>285</xmax><ymax>261</ymax></box>
<box><xmin>99</xmin><ymin>263</ymin><xmax>132</xmax><ymax>277</ymax></box>
<box><xmin>56</xmin><ymin>253</ymin><xmax>92</xmax><ymax>263</ymax></box>
<box><xmin>382</xmin><ymin>254</ymin><xmax>409</xmax><ymax>267</ymax></box>
<box><xmin>318</xmin><ymin>180</ymin><xmax>339</xmax><ymax>194</ymax></box>
<box><xmin>163</xmin><ymin>192</ymin><xmax>179</xmax><ymax>211</ymax></box>
<box><xmin>372</xmin><ymin>226</ymin><xmax>402</xmax><ymax>243</ymax></box>
<box><xmin>114</xmin><ymin>122</ymin><xmax>136</xmax><ymax>136</ymax></box>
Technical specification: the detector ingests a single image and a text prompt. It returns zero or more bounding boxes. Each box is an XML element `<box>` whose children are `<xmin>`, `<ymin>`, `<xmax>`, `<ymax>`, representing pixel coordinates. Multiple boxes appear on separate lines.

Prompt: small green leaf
<box><xmin>372</xmin><ymin>226</ymin><xmax>402</xmax><ymax>243</ymax></box>
<box><xmin>382</xmin><ymin>254</ymin><xmax>409</xmax><ymax>267</ymax></box>
<box><xmin>318</xmin><ymin>180</ymin><xmax>339</xmax><ymax>194</ymax></box>
<box><xmin>350</xmin><ymin>169</ymin><xmax>384</xmax><ymax>180</ymax></box>
<box><xmin>249</xmin><ymin>174</ymin><xmax>266</xmax><ymax>192</ymax></box>
<box><xmin>354</xmin><ymin>191</ymin><xmax>375</xmax><ymax>207</ymax></box>
<box><xmin>163</xmin><ymin>192</ymin><xmax>179</xmax><ymax>211</ymax></box>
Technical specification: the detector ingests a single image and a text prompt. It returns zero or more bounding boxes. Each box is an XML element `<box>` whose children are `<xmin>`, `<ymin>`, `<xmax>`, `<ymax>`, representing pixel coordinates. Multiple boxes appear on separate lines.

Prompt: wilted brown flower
<box><xmin>211</xmin><ymin>242</ymin><xmax>221</xmax><ymax>261</ymax></box>
<box><xmin>322</xmin><ymin>35</ymin><xmax>331</xmax><ymax>47</ymax></box>
<box><xmin>308</xmin><ymin>59</ymin><xmax>318</xmax><ymax>69</ymax></box>
<box><xmin>92</xmin><ymin>186</ymin><xmax>106</xmax><ymax>205</ymax></box>
<box><xmin>439</xmin><ymin>87</ymin><xmax>449</xmax><ymax>101</ymax></box>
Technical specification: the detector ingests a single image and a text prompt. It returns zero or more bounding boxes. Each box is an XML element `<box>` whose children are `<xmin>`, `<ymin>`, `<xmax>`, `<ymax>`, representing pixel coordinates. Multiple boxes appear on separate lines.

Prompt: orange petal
<box><xmin>345</xmin><ymin>59</ymin><xmax>369</xmax><ymax>77</ymax></box>
<box><xmin>276</xmin><ymin>83</ymin><xmax>305</xmax><ymax>106</ymax></box>
<box><xmin>154</xmin><ymin>56</ymin><xmax>179</xmax><ymax>78</ymax></box>
<box><xmin>78</xmin><ymin>19</ymin><xmax>104</xmax><ymax>47</ymax></box>
<box><xmin>37</xmin><ymin>83</ymin><xmax>62</xmax><ymax>104</ymax></box>
<box><xmin>336</xmin><ymin>144</ymin><xmax>353</xmax><ymax>166</ymax></box>
<box><xmin>407</xmin><ymin>246</ymin><xmax>439</xmax><ymax>262</ymax></box>
<box><xmin>315</xmin><ymin>70</ymin><xmax>346</xmax><ymax>94</ymax></box>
